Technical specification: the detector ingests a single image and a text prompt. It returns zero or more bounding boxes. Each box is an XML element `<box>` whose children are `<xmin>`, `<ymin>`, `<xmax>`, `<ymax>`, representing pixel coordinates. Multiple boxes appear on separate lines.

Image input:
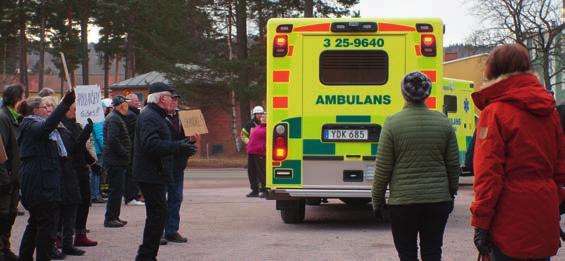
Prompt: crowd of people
<box><xmin>1</xmin><ymin>43</ymin><xmax>565</xmax><ymax>261</ymax></box>
<box><xmin>0</xmin><ymin>82</ymin><xmax>197</xmax><ymax>261</ymax></box>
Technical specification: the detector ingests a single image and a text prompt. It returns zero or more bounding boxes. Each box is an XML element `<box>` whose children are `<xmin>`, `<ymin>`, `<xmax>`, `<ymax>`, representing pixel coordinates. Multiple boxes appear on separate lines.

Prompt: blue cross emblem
<box><xmin>464</xmin><ymin>98</ymin><xmax>470</xmax><ymax>113</ymax></box>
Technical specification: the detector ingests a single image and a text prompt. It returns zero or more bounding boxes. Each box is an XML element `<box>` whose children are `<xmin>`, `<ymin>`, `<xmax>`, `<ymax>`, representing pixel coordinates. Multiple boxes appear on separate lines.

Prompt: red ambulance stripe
<box><xmin>273</xmin><ymin>97</ymin><xmax>288</xmax><ymax>109</ymax></box>
<box><xmin>294</xmin><ymin>23</ymin><xmax>331</xmax><ymax>32</ymax></box>
<box><xmin>288</xmin><ymin>45</ymin><xmax>294</xmax><ymax>56</ymax></box>
<box><xmin>421</xmin><ymin>70</ymin><xmax>437</xmax><ymax>82</ymax></box>
<box><xmin>272</xmin><ymin>161</ymin><xmax>281</xmax><ymax>167</ymax></box>
<box><xmin>273</xmin><ymin>71</ymin><xmax>290</xmax><ymax>83</ymax></box>
<box><xmin>378</xmin><ymin>23</ymin><xmax>416</xmax><ymax>32</ymax></box>
<box><xmin>415</xmin><ymin>45</ymin><xmax>421</xmax><ymax>56</ymax></box>
<box><xmin>425</xmin><ymin>96</ymin><xmax>437</xmax><ymax>109</ymax></box>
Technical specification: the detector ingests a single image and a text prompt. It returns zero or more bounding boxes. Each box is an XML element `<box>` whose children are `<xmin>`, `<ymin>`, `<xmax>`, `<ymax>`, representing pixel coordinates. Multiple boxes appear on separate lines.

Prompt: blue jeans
<box><xmin>164</xmin><ymin>170</ymin><xmax>184</xmax><ymax>236</ymax></box>
<box><xmin>90</xmin><ymin>173</ymin><xmax>101</xmax><ymax>199</ymax></box>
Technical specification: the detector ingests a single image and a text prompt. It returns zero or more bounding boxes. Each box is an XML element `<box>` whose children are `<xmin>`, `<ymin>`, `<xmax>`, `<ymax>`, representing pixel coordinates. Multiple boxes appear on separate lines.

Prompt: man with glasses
<box><xmin>133</xmin><ymin>82</ymin><xmax>196</xmax><ymax>261</ymax></box>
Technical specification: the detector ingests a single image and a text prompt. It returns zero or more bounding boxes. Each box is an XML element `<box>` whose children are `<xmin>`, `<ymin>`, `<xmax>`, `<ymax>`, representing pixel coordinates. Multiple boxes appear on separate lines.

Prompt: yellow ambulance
<box><xmin>266</xmin><ymin>18</ymin><xmax>474</xmax><ymax>223</ymax></box>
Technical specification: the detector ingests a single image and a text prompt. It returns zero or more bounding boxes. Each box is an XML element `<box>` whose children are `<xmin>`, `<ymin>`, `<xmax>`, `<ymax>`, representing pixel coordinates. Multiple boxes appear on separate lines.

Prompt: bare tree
<box><xmin>469</xmin><ymin>0</ymin><xmax>565</xmax><ymax>90</ymax></box>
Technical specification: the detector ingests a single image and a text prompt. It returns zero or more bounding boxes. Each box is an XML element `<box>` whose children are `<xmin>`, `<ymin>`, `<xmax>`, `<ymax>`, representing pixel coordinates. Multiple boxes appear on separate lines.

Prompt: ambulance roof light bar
<box><xmin>331</xmin><ymin>22</ymin><xmax>377</xmax><ymax>32</ymax></box>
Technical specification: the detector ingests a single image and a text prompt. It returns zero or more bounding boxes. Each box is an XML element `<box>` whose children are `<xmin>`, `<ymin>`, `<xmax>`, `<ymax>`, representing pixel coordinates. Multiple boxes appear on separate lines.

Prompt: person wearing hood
<box><xmin>372</xmin><ymin>72</ymin><xmax>461</xmax><ymax>261</ymax></box>
<box><xmin>470</xmin><ymin>43</ymin><xmax>565</xmax><ymax>260</ymax></box>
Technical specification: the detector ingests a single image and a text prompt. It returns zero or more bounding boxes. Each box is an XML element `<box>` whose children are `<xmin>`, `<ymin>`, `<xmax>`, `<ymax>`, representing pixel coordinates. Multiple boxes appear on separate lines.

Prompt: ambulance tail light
<box><xmin>273</xmin><ymin>35</ymin><xmax>288</xmax><ymax>57</ymax></box>
<box><xmin>420</xmin><ymin>34</ymin><xmax>437</xmax><ymax>57</ymax></box>
<box><xmin>273</xmin><ymin>124</ymin><xmax>288</xmax><ymax>161</ymax></box>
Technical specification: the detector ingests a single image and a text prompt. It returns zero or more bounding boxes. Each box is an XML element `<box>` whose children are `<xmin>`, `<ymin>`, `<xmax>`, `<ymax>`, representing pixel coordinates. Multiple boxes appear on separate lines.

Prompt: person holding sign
<box><xmin>17</xmin><ymin>90</ymin><xmax>76</xmax><ymax>261</ymax></box>
<box><xmin>0</xmin><ymin>84</ymin><xmax>24</xmax><ymax>261</ymax></box>
<box><xmin>133</xmin><ymin>82</ymin><xmax>196</xmax><ymax>260</ymax></box>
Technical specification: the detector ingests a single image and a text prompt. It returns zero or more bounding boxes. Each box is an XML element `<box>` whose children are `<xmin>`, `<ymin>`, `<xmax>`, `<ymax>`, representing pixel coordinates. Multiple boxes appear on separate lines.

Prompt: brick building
<box><xmin>110</xmin><ymin>71</ymin><xmax>245</xmax><ymax>157</ymax></box>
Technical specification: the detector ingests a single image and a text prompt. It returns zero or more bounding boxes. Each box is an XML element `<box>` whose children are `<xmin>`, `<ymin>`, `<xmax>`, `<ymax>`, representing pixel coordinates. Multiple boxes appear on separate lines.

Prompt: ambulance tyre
<box><xmin>280</xmin><ymin>200</ymin><xmax>305</xmax><ymax>224</ymax></box>
<box><xmin>305</xmin><ymin>198</ymin><xmax>322</xmax><ymax>206</ymax></box>
<box><xmin>339</xmin><ymin>198</ymin><xmax>371</xmax><ymax>206</ymax></box>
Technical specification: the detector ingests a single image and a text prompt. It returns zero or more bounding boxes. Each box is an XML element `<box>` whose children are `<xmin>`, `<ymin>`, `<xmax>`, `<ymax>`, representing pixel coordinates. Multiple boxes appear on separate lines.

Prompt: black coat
<box><xmin>18</xmin><ymin>103</ymin><xmax>69</xmax><ymax>209</ymax></box>
<box><xmin>58</xmin><ymin>117</ymin><xmax>93</xmax><ymax>205</ymax></box>
<box><xmin>167</xmin><ymin>113</ymin><xmax>189</xmax><ymax>173</ymax></box>
<box><xmin>103</xmin><ymin>110</ymin><xmax>131</xmax><ymax>166</ymax></box>
<box><xmin>0</xmin><ymin>106</ymin><xmax>21</xmax><ymax>186</ymax></box>
<box><xmin>126</xmin><ymin>107</ymin><xmax>139</xmax><ymax>144</ymax></box>
<box><xmin>132</xmin><ymin>103</ymin><xmax>182</xmax><ymax>184</ymax></box>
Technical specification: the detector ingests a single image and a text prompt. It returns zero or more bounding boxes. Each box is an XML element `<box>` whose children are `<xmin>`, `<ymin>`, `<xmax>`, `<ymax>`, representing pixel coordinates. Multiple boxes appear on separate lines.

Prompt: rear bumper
<box><xmin>267</xmin><ymin>188</ymin><xmax>371</xmax><ymax>200</ymax></box>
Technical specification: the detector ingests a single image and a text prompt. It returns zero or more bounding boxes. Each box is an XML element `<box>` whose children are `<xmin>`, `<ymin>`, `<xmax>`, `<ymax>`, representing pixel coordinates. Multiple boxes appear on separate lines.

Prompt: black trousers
<box><xmin>54</xmin><ymin>204</ymin><xmax>78</xmax><ymax>248</ymax></box>
<box><xmin>105</xmin><ymin>165</ymin><xmax>126</xmax><ymax>222</ymax></box>
<box><xmin>19</xmin><ymin>202</ymin><xmax>57</xmax><ymax>261</ymax></box>
<box><xmin>124</xmin><ymin>167</ymin><xmax>140</xmax><ymax>203</ymax></box>
<box><xmin>75</xmin><ymin>172</ymin><xmax>91</xmax><ymax>230</ymax></box>
<box><xmin>389</xmin><ymin>201</ymin><xmax>453</xmax><ymax>261</ymax></box>
<box><xmin>136</xmin><ymin>182</ymin><xmax>167</xmax><ymax>261</ymax></box>
<box><xmin>490</xmin><ymin>246</ymin><xmax>550</xmax><ymax>261</ymax></box>
<box><xmin>247</xmin><ymin>154</ymin><xmax>266</xmax><ymax>193</ymax></box>
<box><xmin>0</xmin><ymin>183</ymin><xmax>19</xmax><ymax>254</ymax></box>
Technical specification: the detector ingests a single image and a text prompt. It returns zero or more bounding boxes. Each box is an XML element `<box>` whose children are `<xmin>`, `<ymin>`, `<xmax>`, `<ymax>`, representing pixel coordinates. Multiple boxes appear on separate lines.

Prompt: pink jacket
<box><xmin>246</xmin><ymin>124</ymin><xmax>266</xmax><ymax>156</ymax></box>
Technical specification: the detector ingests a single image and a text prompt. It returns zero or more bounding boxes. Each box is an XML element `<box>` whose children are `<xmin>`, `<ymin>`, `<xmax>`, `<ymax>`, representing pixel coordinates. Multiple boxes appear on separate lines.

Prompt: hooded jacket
<box><xmin>470</xmin><ymin>72</ymin><xmax>565</xmax><ymax>259</ymax></box>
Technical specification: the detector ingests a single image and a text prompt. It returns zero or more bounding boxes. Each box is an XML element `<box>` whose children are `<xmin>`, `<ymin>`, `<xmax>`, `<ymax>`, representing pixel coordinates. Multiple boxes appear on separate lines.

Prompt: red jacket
<box><xmin>470</xmin><ymin>72</ymin><xmax>565</xmax><ymax>259</ymax></box>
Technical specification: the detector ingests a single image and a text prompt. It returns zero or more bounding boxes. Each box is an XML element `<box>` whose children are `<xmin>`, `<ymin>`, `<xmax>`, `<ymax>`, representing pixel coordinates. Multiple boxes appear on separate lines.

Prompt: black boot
<box><xmin>62</xmin><ymin>246</ymin><xmax>85</xmax><ymax>256</ymax></box>
<box><xmin>50</xmin><ymin>244</ymin><xmax>66</xmax><ymax>260</ymax></box>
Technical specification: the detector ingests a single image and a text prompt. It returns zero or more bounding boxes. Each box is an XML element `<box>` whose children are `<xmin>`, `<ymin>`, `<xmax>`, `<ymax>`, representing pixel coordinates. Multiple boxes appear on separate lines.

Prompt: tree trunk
<box><xmin>80</xmin><ymin>5</ymin><xmax>89</xmax><ymax>85</ymax></box>
<box><xmin>542</xmin><ymin>51</ymin><xmax>552</xmax><ymax>90</ymax></box>
<box><xmin>103</xmin><ymin>52</ymin><xmax>109</xmax><ymax>98</ymax></box>
<box><xmin>66</xmin><ymin>5</ymin><xmax>75</xmax><ymax>86</ymax></box>
<box><xmin>305</xmin><ymin>0</ymin><xmax>314</xmax><ymax>18</ymax></box>
<box><xmin>18</xmin><ymin>0</ymin><xmax>28</xmax><ymax>96</ymax></box>
<box><xmin>227</xmin><ymin>0</ymin><xmax>242</xmax><ymax>152</ymax></box>
<box><xmin>38</xmin><ymin>0</ymin><xmax>46</xmax><ymax>91</ymax></box>
<box><xmin>236</xmin><ymin>0</ymin><xmax>250</xmax><ymax>126</ymax></box>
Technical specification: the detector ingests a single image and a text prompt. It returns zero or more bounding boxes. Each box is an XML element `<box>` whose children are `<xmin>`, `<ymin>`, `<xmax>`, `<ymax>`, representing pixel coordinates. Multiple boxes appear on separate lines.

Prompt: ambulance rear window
<box><xmin>319</xmin><ymin>50</ymin><xmax>388</xmax><ymax>85</ymax></box>
<box><xmin>444</xmin><ymin>95</ymin><xmax>457</xmax><ymax>113</ymax></box>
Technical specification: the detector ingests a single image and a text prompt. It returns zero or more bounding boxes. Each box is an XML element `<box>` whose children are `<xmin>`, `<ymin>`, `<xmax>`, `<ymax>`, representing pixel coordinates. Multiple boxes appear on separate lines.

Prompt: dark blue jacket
<box><xmin>167</xmin><ymin>112</ymin><xmax>189</xmax><ymax>174</ymax></box>
<box><xmin>133</xmin><ymin>103</ymin><xmax>182</xmax><ymax>184</ymax></box>
<box><xmin>18</xmin><ymin>103</ymin><xmax>69</xmax><ymax>209</ymax></box>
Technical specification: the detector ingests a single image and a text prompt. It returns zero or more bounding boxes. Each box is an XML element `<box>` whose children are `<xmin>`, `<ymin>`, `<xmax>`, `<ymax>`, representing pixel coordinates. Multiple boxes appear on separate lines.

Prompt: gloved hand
<box><xmin>84</xmin><ymin>118</ymin><xmax>94</xmax><ymax>133</ymax></box>
<box><xmin>179</xmin><ymin>140</ymin><xmax>197</xmax><ymax>156</ymax></box>
<box><xmin>373</xmin><ymin>208</ymin><xmax>383</xmax><ymax>221</ymax></box>
<box><xmin>61</xmin><ymin>89</ymin><xmax>76</xmax><ymax>106</ymax></box>
<box><xmin>90</xmin><ymin>163</ymin><xmax>102</xmax><ymax>175</ymax></box>
<box><xmin>473</xmin><ymin>228</ymin><xmax>491</xmax><ymax>255</ymax></box>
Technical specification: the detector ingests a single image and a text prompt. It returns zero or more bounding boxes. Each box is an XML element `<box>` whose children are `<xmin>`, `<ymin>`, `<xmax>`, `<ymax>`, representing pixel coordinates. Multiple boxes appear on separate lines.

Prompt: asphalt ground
<box><xmin>8</xmin><ymin>169</ymin><xmax>565</xmax><ymax>261</ymax></box>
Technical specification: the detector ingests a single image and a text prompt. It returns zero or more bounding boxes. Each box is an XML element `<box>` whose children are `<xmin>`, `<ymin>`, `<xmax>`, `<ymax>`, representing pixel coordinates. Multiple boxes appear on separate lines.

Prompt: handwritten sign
<box><xmin>178</xmin><ymin>110</ymin><xmax>208</xmax><ymax>136</ymax></box>
<box><xmin>75</xmin><ymin>85</ymin><xmax>105</xmax><ymax>125</ymax></box>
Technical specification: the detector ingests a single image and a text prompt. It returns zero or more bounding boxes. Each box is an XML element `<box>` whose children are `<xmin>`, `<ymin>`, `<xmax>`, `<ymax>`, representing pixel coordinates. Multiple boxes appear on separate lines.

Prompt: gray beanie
<box><xmin>401</xmin><ymin>72</ymin><xmax>432</xmax><ymax>103</ymax></box>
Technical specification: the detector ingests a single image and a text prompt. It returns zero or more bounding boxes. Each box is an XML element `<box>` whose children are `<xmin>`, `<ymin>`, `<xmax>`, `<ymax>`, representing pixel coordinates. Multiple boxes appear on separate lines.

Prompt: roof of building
<box><xmin>443</xmin><ymin>53</ymin><xmax>489</xmax><ymax>65</ymax></box>
<box><xmin>110</xmin><ymin>71</ymin><xmax>170</xmax><ymax>89</ymax></box>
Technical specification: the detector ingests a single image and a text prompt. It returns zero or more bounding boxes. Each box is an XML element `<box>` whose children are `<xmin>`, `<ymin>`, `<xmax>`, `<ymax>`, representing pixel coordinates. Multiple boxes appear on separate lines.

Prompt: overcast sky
<box><xmin>356</xmin><ymin>0</ymin><xmax>478</xmax><ymax>46</ymax></box>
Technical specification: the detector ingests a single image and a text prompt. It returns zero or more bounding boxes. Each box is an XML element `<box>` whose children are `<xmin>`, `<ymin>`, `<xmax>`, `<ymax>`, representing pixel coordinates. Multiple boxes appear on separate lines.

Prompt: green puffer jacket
<box><xmin>372</xmin><ymin>103</ymin><xmax>461</xmax><ymax>209</ymax></box>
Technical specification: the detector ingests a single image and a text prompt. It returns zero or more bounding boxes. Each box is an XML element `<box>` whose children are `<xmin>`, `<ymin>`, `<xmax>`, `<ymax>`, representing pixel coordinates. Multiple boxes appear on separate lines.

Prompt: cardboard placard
<box><xmin>0</xmin><ymin>136</ymin><xmax>7</xmax><ymax>164</ymax></box>
<box><xmin>178</xmin><ymin>110</ymin><xmax>208</xmax><ymax>136</ymax></box>
<box><xmin>75</xmin><ymin>85</ymin><xmax>105</xmax><ymax>125</ymax></box>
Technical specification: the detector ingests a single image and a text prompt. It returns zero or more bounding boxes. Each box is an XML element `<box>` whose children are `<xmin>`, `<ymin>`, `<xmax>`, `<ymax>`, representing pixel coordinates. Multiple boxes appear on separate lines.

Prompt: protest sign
<box><xmin>75</xmin><ymin>85</ymin><xmax>105</xmax><ymax>125</ymax></box>
<box><xmin>178</xmin><ymin>110</ymin><xmax>208</xmax><ymax>136</ymax></box>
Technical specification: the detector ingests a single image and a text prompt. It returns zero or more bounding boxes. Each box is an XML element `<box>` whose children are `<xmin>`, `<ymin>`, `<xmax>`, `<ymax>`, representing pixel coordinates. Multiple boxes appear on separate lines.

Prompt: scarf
<box><xmin>25</xmin><ymin>115</ymin><xmax>68</xmax><ymax>157</ymax></box>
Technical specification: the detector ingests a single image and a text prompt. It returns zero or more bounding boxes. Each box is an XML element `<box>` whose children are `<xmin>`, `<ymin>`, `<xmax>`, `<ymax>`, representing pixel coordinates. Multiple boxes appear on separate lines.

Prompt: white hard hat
<box><xmin>101</xmin><ymin>98</ymin><xmax>113</xmax><ymax>108</ymax></box>
<box><xmin>252</xmin><ymin>106</ymin><xmax>264</xmax><ymax>114</ymax></box>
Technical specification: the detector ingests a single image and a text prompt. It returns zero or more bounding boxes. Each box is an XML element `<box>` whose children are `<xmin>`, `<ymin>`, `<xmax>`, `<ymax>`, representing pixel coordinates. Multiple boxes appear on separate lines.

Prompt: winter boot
<box><xmin>74</xmin><ymin>230</ymin><xmax>98</xmax><ymax>247</ymax></box>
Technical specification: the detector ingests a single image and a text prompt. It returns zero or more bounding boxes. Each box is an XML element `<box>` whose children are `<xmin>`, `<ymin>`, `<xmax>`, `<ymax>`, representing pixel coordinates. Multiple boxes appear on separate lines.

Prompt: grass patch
<box><xmin>188</xmin><ymin>155</ymin><xmax>247</xmax><ymax>168</ymax></box>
